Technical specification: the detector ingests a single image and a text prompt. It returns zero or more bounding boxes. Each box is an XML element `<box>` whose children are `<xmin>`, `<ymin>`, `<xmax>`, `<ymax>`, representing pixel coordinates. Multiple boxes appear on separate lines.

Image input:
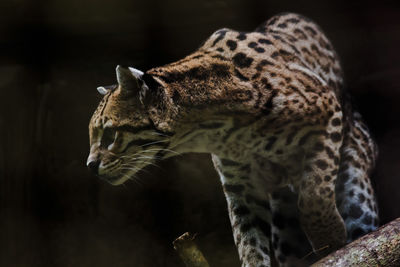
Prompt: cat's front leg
<box><xmin>212</xmin><ymin>154</ymin><xmax>272</xmax><ymax>267</ymax></box>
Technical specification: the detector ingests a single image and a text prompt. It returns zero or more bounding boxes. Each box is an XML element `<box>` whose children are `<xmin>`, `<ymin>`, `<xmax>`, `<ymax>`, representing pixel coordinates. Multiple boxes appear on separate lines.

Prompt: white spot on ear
<box><xmin>97</xmin><ymin>86</ymin><xmax>108</xmax><ymax>95</ymax></box>
<box><xmin>129</xmin><ymin>67</ymin><xmax>144</xmax><ymax>78</ymax></box>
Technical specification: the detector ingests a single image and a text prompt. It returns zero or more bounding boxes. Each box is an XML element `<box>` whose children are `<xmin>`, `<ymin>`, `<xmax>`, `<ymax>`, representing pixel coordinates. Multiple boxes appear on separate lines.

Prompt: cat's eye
<box><xmin>101</xmin><ymin>128</ymin><xmax>116</xmax><ymax>148</ymax></box>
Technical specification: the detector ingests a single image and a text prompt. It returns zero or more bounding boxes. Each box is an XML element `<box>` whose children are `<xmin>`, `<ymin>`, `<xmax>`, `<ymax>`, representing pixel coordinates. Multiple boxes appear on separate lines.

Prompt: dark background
<box><xmin>1</xmin><ymin>0</ymin><xmax>400</xmax><ymax>266</ymax></box>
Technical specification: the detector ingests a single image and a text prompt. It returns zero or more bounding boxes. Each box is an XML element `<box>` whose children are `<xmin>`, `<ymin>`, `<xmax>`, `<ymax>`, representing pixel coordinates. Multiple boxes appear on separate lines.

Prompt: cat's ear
<box><xmin>116</xmin><ymin>65</ymin><xmax>145</xmax><ymax>97</ymax></box>
<box><xmin>116</xmin><ymin>65</ymin><xmax>152</xmax><ymax>104</ymax></box>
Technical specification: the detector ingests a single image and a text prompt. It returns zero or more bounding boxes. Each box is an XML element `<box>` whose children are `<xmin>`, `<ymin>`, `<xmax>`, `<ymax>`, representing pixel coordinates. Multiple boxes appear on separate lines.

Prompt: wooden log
<box><xmin>173</xmin><ymin>232</ymin><xmax>210</xmax><ymax>267</ymax></box>
<box><xmin>312</xmin><ymin>217</ymin><xmax>400</xmax><ymax>267</ymax></box>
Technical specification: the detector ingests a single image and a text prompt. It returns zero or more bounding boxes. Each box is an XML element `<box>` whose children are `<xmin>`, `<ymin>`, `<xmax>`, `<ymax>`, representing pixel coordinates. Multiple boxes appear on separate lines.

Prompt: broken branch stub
<box><xmin>173</xmin><ymin>232</ymin><xmax>210</xmax><ymax>267</ymax></box>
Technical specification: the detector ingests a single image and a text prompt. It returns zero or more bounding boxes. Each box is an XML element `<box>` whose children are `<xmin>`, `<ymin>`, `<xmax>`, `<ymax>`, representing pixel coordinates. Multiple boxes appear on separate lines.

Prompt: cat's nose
<box><xmin>87</xmin><ymin>159</ymin><xmax>100</xmax><ymax>175</ymax></box>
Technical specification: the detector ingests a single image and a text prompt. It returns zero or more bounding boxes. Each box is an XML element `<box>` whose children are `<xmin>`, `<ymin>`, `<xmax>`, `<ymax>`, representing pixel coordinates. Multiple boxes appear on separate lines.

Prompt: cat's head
<box><xmin>87</xmin><ymin>66</ymin><xmax>175</xmax><ymax>185</ymax></box>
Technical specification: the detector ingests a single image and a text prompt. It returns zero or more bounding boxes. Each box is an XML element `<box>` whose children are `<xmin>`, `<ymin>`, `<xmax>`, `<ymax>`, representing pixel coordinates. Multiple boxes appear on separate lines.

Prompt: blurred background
<box><xmin>1</xmin><ymin>0</ymin><xmax>400</xmax><ymax>266</ymax></box>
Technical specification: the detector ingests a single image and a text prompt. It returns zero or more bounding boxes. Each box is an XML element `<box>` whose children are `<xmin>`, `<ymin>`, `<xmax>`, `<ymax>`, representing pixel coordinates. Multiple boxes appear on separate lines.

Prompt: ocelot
<box><xmin>87</xmin><ymin>12</ymin><xmax>379</xmax><ymax>266</ymax></box>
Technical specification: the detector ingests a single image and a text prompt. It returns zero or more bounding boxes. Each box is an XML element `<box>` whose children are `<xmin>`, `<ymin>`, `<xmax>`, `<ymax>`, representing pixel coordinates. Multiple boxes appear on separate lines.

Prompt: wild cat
<box><xmin>87</xmin><ymin>13</ymin><xmax>378</xmax><ymax>266</ymax></box>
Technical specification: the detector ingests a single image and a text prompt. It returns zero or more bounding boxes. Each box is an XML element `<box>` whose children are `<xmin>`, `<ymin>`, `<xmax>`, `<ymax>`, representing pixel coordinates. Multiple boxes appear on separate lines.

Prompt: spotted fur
<box><xmin>87</xmin><ymin>13</ymin><xmax>378</xmax><ymax>266</ymax></box>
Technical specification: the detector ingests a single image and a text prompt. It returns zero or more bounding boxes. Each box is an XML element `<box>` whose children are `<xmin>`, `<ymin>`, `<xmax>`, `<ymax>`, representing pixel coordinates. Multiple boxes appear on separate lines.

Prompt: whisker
<box><xmin>133</xmin><ymin>160</ymin><xmax>161</xmax><ymax>169</ymax></box>
<box><xmin>120</xmin><ymin>166</ymin><xmax>152</xmax><ymax>174</ymax></box>
<box><xmin>160</xmin><ymin>148</ymin><xmax>182</xmax><ymax>156</ymax></box>
<box><xmin>134</xmin><ymin>156</ymin><xmax>158</xmax><ymax>160</ymax></box>
<box><xmin>120</xmin><ymin>147</ymin><xmax>163</xmax><ymax>159</ymax></box>
<box><xmin>120</xmin><ymin>147</ymin><xmax>181</xmax><ymax>159</ymax></box>
<box><xmin>139</xmin><ymin>140</ymin><xmax>170</xmax><ymax>147</ymax></box>
<box><xmin>121</xmin><ymin>161</ymin><xmax>161</xmax><ymax>170</ymax></box>
<box><xmin>149</xmin><ymin>132</ymin><xmax>171</xmax><ymax>138</ymax></box>
<box><xmin>120</xmin><ymin>158</ymin><xmax>162</xmax><ymax>167</ymax></box>
<box><xmin>136</xmin><ymin>148</ymin><xmax>181</xmax><ymax>156</ymax></box>
<box><xmin>120</xmin><ymin>149</ymin><xmax>159</xmax><ymax>158</ymax></box>
<box><xmin>121</xmin><ymin>153</ymin><xmax>163</xmax><ymax>161</ymax></box>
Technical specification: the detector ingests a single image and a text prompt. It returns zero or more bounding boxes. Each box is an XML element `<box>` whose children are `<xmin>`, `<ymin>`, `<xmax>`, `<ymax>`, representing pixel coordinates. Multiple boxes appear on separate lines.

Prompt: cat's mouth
<box><xmin>96</xmin><ymin>149</ymin><xmax>169</xmax><ymax>186</ymax></box>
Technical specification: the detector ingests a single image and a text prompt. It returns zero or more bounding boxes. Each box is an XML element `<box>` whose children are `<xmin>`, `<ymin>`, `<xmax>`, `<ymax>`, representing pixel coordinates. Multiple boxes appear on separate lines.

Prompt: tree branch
<box><xmin>312</xmin><ymin>217</ymin><xmax>400</xmax><ymax>267</ymax></box>
<box><xmin>173</xmin><ymin>232</ymin><xmax>210</xmax><ymax>267</ymax></box>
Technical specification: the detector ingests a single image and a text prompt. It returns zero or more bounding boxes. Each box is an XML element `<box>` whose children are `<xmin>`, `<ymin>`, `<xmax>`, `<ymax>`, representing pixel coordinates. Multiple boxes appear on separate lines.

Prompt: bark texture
<box><xmin>173</xmin><ymin>232</ymin><xmax>210</xmax><ymax>267</ymax></box>
<box><xmin>312</xmin><ymin>217</ymin><xmax>400</xmax><ymax>267</ymax></box>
